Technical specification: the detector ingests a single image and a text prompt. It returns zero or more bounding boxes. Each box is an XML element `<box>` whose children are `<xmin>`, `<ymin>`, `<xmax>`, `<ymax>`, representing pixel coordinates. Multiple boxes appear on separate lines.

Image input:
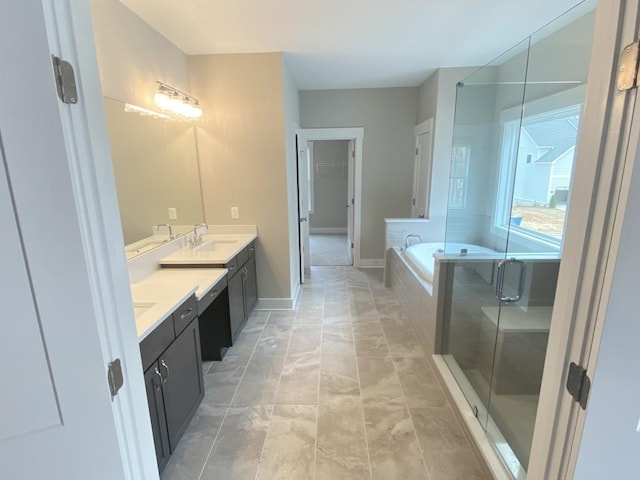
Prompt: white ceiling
<box><xmin>119</xmin><ymin>0</ymin><xmax>592</xmax><ymax>90</ymax></box>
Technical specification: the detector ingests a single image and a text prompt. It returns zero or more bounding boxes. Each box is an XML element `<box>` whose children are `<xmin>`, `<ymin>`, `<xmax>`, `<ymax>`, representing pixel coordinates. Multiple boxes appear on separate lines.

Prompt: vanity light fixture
<box><xmin>154</xmin><ymin>81</ymin><xmax>203</xmax><ymax>120</ymax></box>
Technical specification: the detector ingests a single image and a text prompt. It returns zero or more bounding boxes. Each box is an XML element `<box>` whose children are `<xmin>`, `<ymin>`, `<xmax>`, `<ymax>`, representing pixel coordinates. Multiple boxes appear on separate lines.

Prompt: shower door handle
<box><xmin>495</xmin><ymin>258</ymin><xmax>526</xmax><ymax>303</ymax></box>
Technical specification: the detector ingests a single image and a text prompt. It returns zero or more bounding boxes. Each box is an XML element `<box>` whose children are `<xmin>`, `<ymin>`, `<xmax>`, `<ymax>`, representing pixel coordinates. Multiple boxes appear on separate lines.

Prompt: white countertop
<box><xmin>131</xmin><ymin>268</ymin><xmax>227</xmax><ymax>342</ymax></box>
<box><xmin>159</xmin><ymin>233</ymin><xmax>257</xmax><ymax>266</ymax></box>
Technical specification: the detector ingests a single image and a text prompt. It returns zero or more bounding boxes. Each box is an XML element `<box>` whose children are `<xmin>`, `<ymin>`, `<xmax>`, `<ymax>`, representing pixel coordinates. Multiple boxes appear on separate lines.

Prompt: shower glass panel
<box><xmin>440</xmin><ymin>3</ymin><xmax>595</xmax><ymax>477</ymax></box>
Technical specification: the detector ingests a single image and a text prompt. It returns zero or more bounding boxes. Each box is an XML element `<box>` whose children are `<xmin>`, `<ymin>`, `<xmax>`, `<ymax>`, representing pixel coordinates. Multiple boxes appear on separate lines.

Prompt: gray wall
<box><xmin>310</xmin><ymin>140</ymin><xmax>349</xmax><ymax>230</ymax></box>
<box><xmin>189</xmin><ymin>53</ymin><xmax>295</xmax><ymax>302</ymax></box>
<box><xmin>300</xmin><ymin>88</ymin><xmax>418</xmax><ymax>260</ymax></box>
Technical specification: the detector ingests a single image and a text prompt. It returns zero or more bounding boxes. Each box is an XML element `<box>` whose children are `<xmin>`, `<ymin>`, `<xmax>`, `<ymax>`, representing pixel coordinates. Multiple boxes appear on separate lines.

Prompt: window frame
<box><xmin>492</xmin><ymin>87</ymin><xmax>586</xmax><ymax>252</ymax></box>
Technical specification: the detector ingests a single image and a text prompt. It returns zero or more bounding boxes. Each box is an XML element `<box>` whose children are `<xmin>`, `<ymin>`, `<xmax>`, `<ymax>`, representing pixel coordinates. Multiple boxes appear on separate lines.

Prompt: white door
<box><xmin>411</xmin><ymin>129</ymin><xmax>434</xmax><ymax>218</ymax></box>
<box><xmin>347</xmin><ymin>140</ymin><xmax>355</xmax><ymax>265</ymax></box>
<box><xmin>297</xmin><ymin>138</ymin><xmax>311</xmax><ymax>282</ymax></box>
<box><xmin>0</xmin><ymin>2</ymin><xmax>127</xmax><ymax>479</ymax></box>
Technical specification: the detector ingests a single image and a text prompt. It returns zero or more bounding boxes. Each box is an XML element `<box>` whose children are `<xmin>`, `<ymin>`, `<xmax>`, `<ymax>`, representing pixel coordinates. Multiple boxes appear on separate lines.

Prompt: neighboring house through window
<box><xmin>496</xmin><ymin>104</ymin><xmax>581</xmax><ymax>244</ymax></box>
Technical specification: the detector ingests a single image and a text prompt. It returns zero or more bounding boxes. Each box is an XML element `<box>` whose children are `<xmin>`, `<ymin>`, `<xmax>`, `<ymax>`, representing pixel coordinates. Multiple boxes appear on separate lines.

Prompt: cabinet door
<box><xmin>228</xmin><ymin>270</ymin><xmax>245</xmax><ymax>342</ymax></box>
<box><xmin>243</xmin><ymin>256</ymin><xmax>258</xmax><ymax>316</ymax></box>
<box><xmin>144</xmin><ymin>365</ymin><xmax>171</xmax><ymax>471</ymax></box>
<box><xmin>160</xmin><ymin>320</ymin><xmax>205</xmax><ymax>452</ymax></box>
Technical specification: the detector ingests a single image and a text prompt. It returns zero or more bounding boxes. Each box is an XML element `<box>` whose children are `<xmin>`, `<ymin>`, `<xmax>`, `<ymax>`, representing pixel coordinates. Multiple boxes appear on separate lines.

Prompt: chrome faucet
<box><xmin>154</xmin><ymin>223</ymin><xmax>174</xmax><ymax>240</ymax></box>
<box><xmin>189</xmin><ymin>223</ymin><xmax>209</xmax><ymax>248</ymax></box>
<box><xmin>405</xmin><ymin>234</ymin><xmax>423</xmax><ymax>249</ymax></box>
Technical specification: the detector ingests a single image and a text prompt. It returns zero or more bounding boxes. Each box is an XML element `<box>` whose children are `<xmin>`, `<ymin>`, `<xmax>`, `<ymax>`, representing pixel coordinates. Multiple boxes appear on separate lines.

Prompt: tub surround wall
<box><xmin>387</xmin><ymin>248</ymin><xmax>439</xmax><ymax>357</ymax></box>
<box><xmin>384</xmin><ymin>218</ymin><xmax>446</xmax><ymax>252</ymax></box>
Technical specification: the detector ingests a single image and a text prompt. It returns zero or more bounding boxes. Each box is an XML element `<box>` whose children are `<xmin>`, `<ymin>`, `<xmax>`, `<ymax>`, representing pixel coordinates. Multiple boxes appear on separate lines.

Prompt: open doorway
<box><xmin>296</xmin><ymin>128</ymin><xmax>363</xmax><ymax>283</ymax></box>
<box><xmin>307</xmin><ymin>140</ymin><xmax>352</xmax><ymax>266</ymax></box>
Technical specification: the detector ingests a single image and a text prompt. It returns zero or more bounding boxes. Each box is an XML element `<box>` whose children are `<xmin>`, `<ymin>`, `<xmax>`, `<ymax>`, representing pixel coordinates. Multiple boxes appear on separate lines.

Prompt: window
<box><xmin>449</xmin><ymin>144</ymin><xmax>470</xmax><ymax>209</ymax></box>
<box><xmin>496</xmin><ymin>104</ymin><xmax>581</xmax><ymax>245</ymax></box>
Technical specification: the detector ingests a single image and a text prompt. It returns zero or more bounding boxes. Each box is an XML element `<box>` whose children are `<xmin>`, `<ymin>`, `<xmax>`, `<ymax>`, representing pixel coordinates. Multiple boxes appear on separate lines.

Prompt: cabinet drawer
<box><xmin>197</xmin><ymin>276</ymin><xmax>228</xmax><ymax>314</ymax></box>
<box><xmin>172</xmin><ymin>295</ymin><xmax>197</xmax><ymax>337</ymax></box>
<box><xmin>140</xmin><ymin>316</ymin><xmax>175</xmax><ymax>371</ymax></box>
<box><xmin>247</xmin><ymin>240</ymin><xmax>256</xmax><ymax>257</ymax></box>
<box><xmin>225</xmin><ymin>256</ymin><xmax>239</xmax><ymax>277</ymax></box>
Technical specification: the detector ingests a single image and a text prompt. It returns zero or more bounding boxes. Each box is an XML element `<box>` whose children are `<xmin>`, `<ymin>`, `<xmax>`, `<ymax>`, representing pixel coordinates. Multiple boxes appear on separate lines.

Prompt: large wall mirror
<box><xmin>103</xmin><ymin>97</ymin><xmax>205</xmax><ymax>256</ymax></box>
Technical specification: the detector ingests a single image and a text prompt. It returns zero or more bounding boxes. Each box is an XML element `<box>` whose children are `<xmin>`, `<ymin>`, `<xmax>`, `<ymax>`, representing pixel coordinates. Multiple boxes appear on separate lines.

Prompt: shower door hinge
<box><xmin>566</xmin><ymin>362</ymin><xmax>590</xmax><ymax>410</ymax></box>
<box><xmin>617</xmin><ymin>41</ymin><xmax>640</xmax><ymax>91</ymax></box>
<box><xmin>51</xmin><ymin>55</ymin><xmax>79</xmax><ymax>104</ymax></box>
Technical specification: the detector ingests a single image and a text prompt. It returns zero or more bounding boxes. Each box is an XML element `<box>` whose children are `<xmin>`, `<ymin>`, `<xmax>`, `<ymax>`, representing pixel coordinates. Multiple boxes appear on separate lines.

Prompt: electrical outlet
<box><xmin>168</xmin><ymin>207</ymin><xmax>177</xmax><ymax>220</ymax></box>
<box><xmin>231</xmin><ymin>206</ymin><xmax>239</xmax><ymax>219</ymax></box>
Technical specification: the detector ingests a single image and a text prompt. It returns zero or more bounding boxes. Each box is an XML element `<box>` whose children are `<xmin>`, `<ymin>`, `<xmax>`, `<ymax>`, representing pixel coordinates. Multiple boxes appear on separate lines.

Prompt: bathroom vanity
<box><xmin>129</xmin><ymin>227</ymin><xmax>258</xmax><ymax>471</ymax></box>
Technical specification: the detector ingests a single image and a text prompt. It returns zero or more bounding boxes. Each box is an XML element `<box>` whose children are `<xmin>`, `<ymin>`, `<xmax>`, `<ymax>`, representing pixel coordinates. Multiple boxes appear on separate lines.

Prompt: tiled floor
<box><xmin>310</xmin><ymin>234</ymin><xmax>351</xmax><ymax>266</ymax></box>
<box><xmin>161</xmin><ymin>266</ymin><xmax>489</xmax><ymax>480</ymax></box>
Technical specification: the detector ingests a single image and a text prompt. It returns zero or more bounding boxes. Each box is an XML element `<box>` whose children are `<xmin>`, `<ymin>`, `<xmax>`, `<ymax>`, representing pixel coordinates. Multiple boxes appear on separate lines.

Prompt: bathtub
<box><xmin>403</xmin><ymin>242</ymin><xmax>497</xmax><ymax>284</ymax></box>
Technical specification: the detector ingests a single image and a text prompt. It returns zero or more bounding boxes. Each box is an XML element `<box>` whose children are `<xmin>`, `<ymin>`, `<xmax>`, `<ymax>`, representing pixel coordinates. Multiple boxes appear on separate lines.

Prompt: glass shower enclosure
<box><xmin>438</xmin><ymin>2</ymin><xmax>595</xmax><ymax>477</ymax></box>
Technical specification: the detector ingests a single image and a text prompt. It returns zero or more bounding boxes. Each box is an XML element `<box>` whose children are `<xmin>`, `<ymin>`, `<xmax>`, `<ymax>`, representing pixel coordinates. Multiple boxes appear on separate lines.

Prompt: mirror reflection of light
<box><xmin>154</xmin><ymin>81</ymin><xmax>203</xmax><ymax>120</ymax></box>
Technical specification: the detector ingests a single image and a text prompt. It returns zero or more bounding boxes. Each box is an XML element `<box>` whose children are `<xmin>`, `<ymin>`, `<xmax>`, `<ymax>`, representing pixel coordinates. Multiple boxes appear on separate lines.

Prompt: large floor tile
<box><xmin>287</xmin><ymin>324</ymin><xmax>323</xmax><ymax>355</ymax></box>
<box><xmin>319</xmin><ymin>352</ymin><xmax>360</xmax><ymax>403</ymax></box>
<box><xmin>160</xmin><ymin>403</ymin><xmax>226</xmax><ymax>480</ymax></box>
<box><xmin>200</xmin><ymin>405</ymin><xmax>272</xmax><ymax>480</ymax></box>
<box><xmin>316</xmin><ymin>397</ymin><xmax>370</xmax><ymax>480</ymax></box>
<box><xmin>275</xmin><ymin>352</ymin><xmax>320</xmax><ymax>405</ymax></box>
<box><xmin>363</xmin><ymin>403</ymin><xmax>429</xmax><ymax>480</ymax></box>
<box><xmin>395</xmin><ymin>357</ymin><xmax>448</xmax><ymax>408</ymax></box>
<box><xmin>232</xmin><ymin>355</ymin><xmax>285</xmax><ymax>406</ymax></box>
<box><xmin>357</xmin><ymin>356</ymin><xmax>405</xmax><ymax>407</ymax></box>
<box><xmin>410</xmin><ymin>407</ymin><xmax>490</xmax><ymax>480</ymax></box>
<box><xmin>256</xmin><ymin>405</ymin><xmax>317</xmax><ymax>480</ymax></box>
<box><xmin>253</xmin><ymin>324</ymin><xmax>292</xmax><ymax>356</ymax></box>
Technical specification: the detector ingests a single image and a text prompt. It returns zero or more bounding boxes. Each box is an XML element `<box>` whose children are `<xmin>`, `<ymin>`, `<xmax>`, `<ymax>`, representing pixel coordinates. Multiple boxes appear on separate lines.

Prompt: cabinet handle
<box><xmin>180</xmin><ymin>307</ymin><xmax>193</xmax><ymax>320</ymax></box>
<box><xmin>208</xmin><ymin>289</ymin><xmax>218</xmax><ymax>298</ymax></box>
<box><xmin>160</xmin><ymin>360</ymin><xmax>169</xmax><ymax>383</ymax></box>
<box><xmin>153</xmin><ymin>367</ymin><xmax>163</xmax><ymax>391</ymax></box>
<box><xmin>229</xmin><ymin>264</ymin><xmax>237</xmax><ymax>271</ymax></box>
<box><xmin>249</xmin><ymin>246</ymin><xmax>255</xmax><ymax>253</ymax></box>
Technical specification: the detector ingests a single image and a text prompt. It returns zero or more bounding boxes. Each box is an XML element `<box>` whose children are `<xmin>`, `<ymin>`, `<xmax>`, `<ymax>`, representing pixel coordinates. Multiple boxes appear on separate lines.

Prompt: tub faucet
<box><xmin>155</xmin><ymin>223</ymin><xmax>174</xmax><ymax>240</ymax></box>
<box><xmin>405</xmin><ymin>234</ymin><xmax>423</xmax><ymax>249</ymax></box>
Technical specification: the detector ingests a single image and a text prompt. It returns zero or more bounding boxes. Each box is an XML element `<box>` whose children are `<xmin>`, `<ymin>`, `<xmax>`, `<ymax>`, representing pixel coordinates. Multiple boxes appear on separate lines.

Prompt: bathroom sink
<box><xmin>197</xmin><ymin>239</ymin><xmax>237</xmax><ymax>252</ymax></box>
<box><xmin>132</xmin><ymin>301</ymin><xmax>155</xmax><ymax>319</ymax></box>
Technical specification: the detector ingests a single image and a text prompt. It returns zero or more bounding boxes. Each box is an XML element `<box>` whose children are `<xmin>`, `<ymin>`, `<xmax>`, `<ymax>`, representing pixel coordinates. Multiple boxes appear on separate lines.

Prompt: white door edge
<box><xmin>528</xmin><ymin>1</ymin><xmax>639</xmax><ymax>479</ymax></box>
<box><xmin>296</xmin><ymin>127</ymin><xmax>364</xmax><ymax>267</ymax></box>
<box><xmin>42</xmin><ymin>2</ymin><xmax>157</xmax><ymax>479</ymax></box>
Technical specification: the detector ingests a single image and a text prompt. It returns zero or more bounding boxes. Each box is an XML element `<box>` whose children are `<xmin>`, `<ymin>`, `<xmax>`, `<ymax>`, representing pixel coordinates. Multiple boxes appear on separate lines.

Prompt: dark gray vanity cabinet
<box><xmin>144</xmin><ymin>365</ymin><xmax>170</xmax><ymax>471</ymax></box>
<box><xmin>228</xmin><ymin>270</ymin><xmax>245</xmax><ymax>342</ymax></box>
<box><xmin>139</xmin><ymin>295</ymin><xmax>204</xmax><ymax>472</ymax></box>
<box><xmin>225</xmin><ymin>240</ymin><xmax>258</xmax><ymax>342</ymax></box>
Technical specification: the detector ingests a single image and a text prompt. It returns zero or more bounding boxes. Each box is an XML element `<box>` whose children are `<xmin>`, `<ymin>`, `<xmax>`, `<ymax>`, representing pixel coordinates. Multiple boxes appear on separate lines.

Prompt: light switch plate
<box><xmin>231</xmin><ymin>206</ymin><xmax>239</xmax><ymax>219</ymax></box>
<box><xmin>168</xmin><ymin>207</ymin><xmax>177</xmax><ymax>220</ymax></box>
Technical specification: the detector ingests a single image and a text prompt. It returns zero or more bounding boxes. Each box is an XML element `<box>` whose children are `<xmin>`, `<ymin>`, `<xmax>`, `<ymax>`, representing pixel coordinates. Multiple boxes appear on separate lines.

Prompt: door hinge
<box><xmin>617</xmin><ymin>41</ymin><xmax>640</xmax><ymax>91</ymax></box>
<box><xmin>351</xmin><ymin>198</ymin><xmax>354</xmax><ymax>205</ymax></box>
<box><xmin>51</xmin><ymin>55</ymin><xmax>79</xmax><ymax>104</ymax></box>
<box><xmin>412</xmin><ymin>198</ymin><xmax>416</xmax><ymax>206</ymax></box>
<box><xmin>566</xmin><ymin>362</ymin><xmax>590</xmax><ymax>410</ymax></box>
<box><xmin>416</xmin><ymin>147</ymin><xmax>419</xmax><ymax>155</ymax></box>
<box><xmin>351</xmin><ymin>242</ymin><xmax>354</xmax><ymax>248</ymax></box>
<box><xmin>107</xmin><ymin>358</ymin><xmax>124</xmax><ymax>399</ymax></box>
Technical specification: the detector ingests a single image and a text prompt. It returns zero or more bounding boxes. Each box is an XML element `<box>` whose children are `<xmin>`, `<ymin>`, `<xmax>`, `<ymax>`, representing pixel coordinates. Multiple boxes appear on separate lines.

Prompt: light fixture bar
<box><xmin>154</xmin><ymin>81</ymin><xmax>203</xmax><ymax>120</ymax></box>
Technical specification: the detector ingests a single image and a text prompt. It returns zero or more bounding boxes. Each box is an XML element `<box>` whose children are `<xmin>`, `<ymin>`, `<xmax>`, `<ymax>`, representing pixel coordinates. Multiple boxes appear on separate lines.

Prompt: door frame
<box><xmin>528</xmin><ymin>1</ymin><xmax>640</xmax><ymax>478</ymax></box>
<box><xmin>41</xmin><ymin>1</ymin><xmax>156</xmax><ymax>478</ymax></box>
<box><xmin>296</xmin><ymin>127</ymin><xmax>364</xmax><ymax>268</ymax></box>
<box><xmin>412</xmin><ymin>118</ymin><xmax>435</xmax><ymax>218</ymax></box>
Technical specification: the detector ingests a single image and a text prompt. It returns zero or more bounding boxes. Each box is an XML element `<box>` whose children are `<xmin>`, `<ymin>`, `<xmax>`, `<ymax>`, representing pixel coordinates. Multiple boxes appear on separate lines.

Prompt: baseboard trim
<box><xmin>255</xmin><ymin>296</ymin><xmax>296</xmax><ymax>310</ymax></box>
<box><xmin>309</xmin><ymin>227</ymin><xmax>347</xmax><ymax>234</ymax></box>
<box><xmin>357</xmin><ymin>258</ymin><xmax>385</xmax><ymax>268</ymax></box>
